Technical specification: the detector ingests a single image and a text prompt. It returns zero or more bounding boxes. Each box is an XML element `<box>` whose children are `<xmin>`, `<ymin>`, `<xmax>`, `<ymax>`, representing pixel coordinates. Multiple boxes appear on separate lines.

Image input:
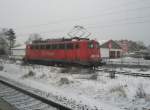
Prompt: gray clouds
<box><xmin>0</xmin><ymin>0</ymin><xmax>150</xmax><ymax>45</ymax></box>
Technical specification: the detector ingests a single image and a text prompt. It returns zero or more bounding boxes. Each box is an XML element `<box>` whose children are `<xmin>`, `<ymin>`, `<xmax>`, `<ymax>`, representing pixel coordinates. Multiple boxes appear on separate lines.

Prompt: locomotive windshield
<box><xmin>88</xmin><ymin>41</ymin><xmax>100</xmax><ymax>49</ymax></box>
<box><xmin>88</xmin><ymin>42</ymin><xmax>94</xmax><ymax>48</ymax></box>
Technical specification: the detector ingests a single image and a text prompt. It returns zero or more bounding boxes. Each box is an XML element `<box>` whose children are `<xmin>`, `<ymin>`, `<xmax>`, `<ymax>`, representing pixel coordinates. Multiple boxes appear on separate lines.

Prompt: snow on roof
<box><xmin>100</xmin><ymin>40</ymin><xmax>122</xmax><ymax>49</ymax></box>
<box><xmin>98</xmin><ymin>40</ymin><xmax>109</xmax><ymax>45</ymax></box>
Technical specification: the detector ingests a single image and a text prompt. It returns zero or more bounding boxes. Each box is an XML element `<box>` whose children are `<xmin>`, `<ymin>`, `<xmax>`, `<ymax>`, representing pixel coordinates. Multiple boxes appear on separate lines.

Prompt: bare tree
<box><xmin>136</xmin><ymin>41</ymin><xmax>146</xmax><ymax>50</ymax></box>
<box><xmin>4</xmin><ymin>29</ymin><xmax>16</xmax><ymax>55</ymax></box>
<box><xmin>0</xmin><ymin>28</ymin><xmax>15</xmax><ymax>55</ymax></box>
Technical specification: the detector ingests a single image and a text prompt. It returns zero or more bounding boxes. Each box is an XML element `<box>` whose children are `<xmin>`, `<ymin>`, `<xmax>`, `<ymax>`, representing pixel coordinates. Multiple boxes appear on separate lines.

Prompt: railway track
<box><xmin>105</xmin><ymin>63</ymin><xmax>150</xmax><ymax>69</ymax></box>
<box><xmin>0</xmin><ymin>76</ymin><xmax>71</xmax><ymax>110</ymax></box>
<box><xmin>96</xmin><ymin>68</ymin><xmax>150</xmax><ymax>77</ymax></box>
<box><xmin>116</xmin><ymin>71</ymin><xmax>150</xmax><ymax>77</ymax></box>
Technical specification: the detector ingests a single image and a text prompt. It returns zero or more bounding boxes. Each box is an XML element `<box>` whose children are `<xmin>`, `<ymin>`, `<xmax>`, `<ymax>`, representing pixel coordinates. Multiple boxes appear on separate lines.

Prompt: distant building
<box><xmin>118</xmin><ymin>40</ymin><xmax>128</xmax><ymax>54</ymax></box>
<box><xmin>100</xmin><ymin>40</ymin><xmax>122</xmax><ymax>58</ymax></box>
<box><xmin>117</xmin><ymin>40</ymin><xmax>147</xmax><ymax>54</ymax></box>
<box><xmin>129</xmin><ymin>49</ymin><xmax>150</xmax><ymax>59</ymax></box>
<box><xmin>11</xmin><ymin>45</ymin><xmax>26</xmax><ymax>60</ymax></box>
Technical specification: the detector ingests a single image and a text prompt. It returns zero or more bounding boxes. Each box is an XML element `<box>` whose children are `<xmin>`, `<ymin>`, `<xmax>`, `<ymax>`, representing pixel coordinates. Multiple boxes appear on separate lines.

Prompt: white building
<box><xmin>99</xmin><ymin>40</ymin><xmax>122</xmax><ymax>59</ymax></box>
<box><xmin>100</xmin><ymin>48</ymin><xmax>109</xmax><ymax>58</ymax></box>
<box><xmin>11</xmin><ymin>45</ymin><xmax>26</xmax><ymax>60</ymax></box>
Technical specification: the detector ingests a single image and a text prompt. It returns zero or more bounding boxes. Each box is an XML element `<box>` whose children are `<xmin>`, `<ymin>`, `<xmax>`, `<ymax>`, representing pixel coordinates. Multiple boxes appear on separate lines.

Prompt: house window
<box><xmin>110</xmin><ymin>51</ymin><xmax>115</xmax><ymax>58</ymax></box>
<box><xmin>117</xmin><ymin>51</ymin><xmax>120</xmax><ymax>57</ymax></box>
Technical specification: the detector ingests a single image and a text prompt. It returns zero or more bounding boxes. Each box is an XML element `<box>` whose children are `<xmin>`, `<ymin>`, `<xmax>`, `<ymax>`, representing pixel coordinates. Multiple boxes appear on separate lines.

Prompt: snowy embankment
<box><xmin>0</xmin><ymin>60</ymin><xmax>150</xmax><ymax>110</ymax></box>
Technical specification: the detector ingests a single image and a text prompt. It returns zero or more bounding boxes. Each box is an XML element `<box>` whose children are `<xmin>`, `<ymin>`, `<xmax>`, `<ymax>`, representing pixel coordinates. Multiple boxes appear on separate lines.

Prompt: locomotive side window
<box><xmin>59</xmin><ymin>44</ymin><xmax>65</xmax><ymax>49</ymax></box>
<box><xmin>43</xmin><ymin>45</ymin><xmax>45</xmax><ymax>49</ymax></box>
<box><xmin>35</xmin><ymin>45</ymin><xmax>39</xmax><ymax>49</ymax></box>
<box><xmin>31</xmin><ymin>45</ymin><xmax>36</xmax><ymax>49</ymax></box>
<box><xmin>52</xmin><ymin>44</ymin><xmax>57</xmax><ymax>49</ymax></box>
<box><xmin>44</xmin><ymin>45</ymin><xmax>46</xmax><ymax>49</ymax></box>
<box><xmin>56</xmin><ymin>44</ymin><xmax>59</xmax><ymax>49</ymax></box>
<box><xmin>41</xmin><ymin>45</ymin><xmax>45</xmax><ymax>49</ymax></box>
<box><xmin>66</xmin><ymin>43</ymin><xmax>73</xmax><ymax>49</ymax></box>
<box><xmin>39</xmin><ymin>45</ymin><xmax>41</xmax><ymax>49</ymax></box>
<box><xmin>88</xmin><ymin>42</ymin><xmax>94</xmax><ymax>48</ymax></box>
<box><xmin>46</xmin><ymin>45</ymin><xmax>51</xmax><ymax>49</ymax></box>
<box><xmin>32</xmin><ymin>45</ymin><xmax>35</xmax><ymax>49</ymax></box>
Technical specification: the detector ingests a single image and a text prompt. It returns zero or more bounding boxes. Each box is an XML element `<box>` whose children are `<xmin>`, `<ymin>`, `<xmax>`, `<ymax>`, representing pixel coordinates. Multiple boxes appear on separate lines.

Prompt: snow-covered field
<box><xmin>0</xmin><ymin>60</ymin><xmax>150</xmax><ymax>110</ymax></box>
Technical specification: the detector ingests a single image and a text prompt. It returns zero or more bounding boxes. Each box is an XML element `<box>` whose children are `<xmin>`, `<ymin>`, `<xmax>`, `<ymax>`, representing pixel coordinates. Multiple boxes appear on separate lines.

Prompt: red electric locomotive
<box><xmin>24</xmin><ymin>37</ymin><xmax>102</xmax><ymax>67</ymax></box>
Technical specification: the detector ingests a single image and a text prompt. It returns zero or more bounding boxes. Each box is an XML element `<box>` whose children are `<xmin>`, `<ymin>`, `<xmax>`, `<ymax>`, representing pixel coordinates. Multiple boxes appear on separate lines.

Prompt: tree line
<box><xmin>0</xmin><ymin>28</ymin><xmax>16</xmax><ymax>55</ymax></box>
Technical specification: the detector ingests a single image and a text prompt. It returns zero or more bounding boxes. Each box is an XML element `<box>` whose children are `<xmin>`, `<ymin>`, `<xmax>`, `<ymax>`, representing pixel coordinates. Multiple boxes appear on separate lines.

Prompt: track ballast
<box><xmin>0</xmin><ymin>76</ymin><xmax>71</xmax><ymax>110</ymax></box>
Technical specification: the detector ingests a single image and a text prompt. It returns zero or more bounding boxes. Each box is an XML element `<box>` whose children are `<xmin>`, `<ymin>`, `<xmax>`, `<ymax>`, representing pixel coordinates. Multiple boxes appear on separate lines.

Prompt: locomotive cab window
<box><xmin>88</xmin><ymin>42</ymin><xmax>94</xmax><ymax>48</ymax></box>
<box><xmin>75</xmin><ymin>44</ymin><xmax>79</xmax><ymax>49</ymax></box>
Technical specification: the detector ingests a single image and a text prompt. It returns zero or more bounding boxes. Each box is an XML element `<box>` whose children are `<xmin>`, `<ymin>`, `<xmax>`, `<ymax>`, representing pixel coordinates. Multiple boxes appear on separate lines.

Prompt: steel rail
<box><xmin>0</xmin><ymin>76</ymin><xmax>71</xmax><ymax>110</ymax></box>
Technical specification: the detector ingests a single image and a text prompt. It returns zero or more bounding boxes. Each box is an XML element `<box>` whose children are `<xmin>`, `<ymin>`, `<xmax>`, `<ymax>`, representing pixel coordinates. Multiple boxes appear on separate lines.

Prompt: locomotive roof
<box><xmin>32</xmin><ymin>37</ymin><xmax>92</xmax><ymax>44</ymax></box>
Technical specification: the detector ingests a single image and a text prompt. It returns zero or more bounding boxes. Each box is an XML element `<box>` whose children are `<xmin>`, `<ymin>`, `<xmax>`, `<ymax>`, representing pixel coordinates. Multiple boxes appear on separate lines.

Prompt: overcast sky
<box><xmin>0</xmin><ymin>0</ymin><xmax>150</xmax><ymax>45</ymax></box>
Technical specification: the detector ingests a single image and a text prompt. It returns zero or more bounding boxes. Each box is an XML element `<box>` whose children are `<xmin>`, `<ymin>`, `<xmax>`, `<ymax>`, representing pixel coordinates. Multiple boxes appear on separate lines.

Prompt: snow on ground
<box><xmin>0</xmin><ymin>60</ymin><xmax>150</xmax><ymax>110</ymax></box>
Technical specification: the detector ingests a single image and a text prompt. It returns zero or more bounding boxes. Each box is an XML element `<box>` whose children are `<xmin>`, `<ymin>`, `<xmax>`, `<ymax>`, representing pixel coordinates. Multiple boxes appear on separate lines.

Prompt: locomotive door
<box><xmin>75</xmin><ymin>43</ymin><xmax>80</xmax><ymax>61</ymax></box>
<box><xmin>65</xmin><ymin>43</ymin><xmax>80</xmax><ymax>63</ymax></box>
<box><xmin>65</xmin><ymin>43</ymin><xmax>74</xmax><ymax>62</ymax></box>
